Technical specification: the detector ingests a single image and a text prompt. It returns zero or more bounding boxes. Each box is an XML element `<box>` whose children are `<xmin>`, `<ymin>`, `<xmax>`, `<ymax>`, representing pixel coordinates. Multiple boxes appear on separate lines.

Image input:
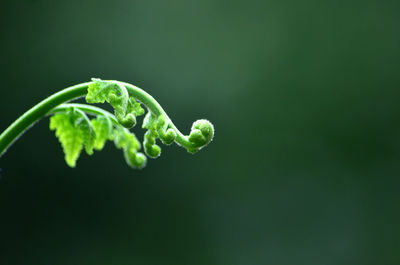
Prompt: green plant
<box><xmin>0</xmin><ymin>78</ymin><xmax>214</xmax><ymax>169</ymax></box>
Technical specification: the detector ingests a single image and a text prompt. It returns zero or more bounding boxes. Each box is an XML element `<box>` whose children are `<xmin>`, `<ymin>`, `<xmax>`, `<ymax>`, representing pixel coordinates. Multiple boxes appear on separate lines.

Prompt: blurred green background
<box><xmin>1</xmin><ymin>0</ymin><xmax>399</xmax><ymax>264</ymax></box>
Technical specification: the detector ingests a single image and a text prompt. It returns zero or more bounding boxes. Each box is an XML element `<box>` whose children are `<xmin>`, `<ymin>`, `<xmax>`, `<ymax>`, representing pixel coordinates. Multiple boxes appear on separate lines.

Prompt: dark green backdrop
<box><xmin>1</xmin><ymin>0</ymin><xmax>399</xmax><ymax>264</ymax></box>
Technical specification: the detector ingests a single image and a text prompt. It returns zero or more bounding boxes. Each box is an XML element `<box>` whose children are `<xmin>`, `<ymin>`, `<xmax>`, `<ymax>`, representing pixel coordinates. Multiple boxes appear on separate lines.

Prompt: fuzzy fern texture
<box><xmin>0</xmin><ymin>78</ymin><xmax>214</xmax><ymax>170</ymax></box>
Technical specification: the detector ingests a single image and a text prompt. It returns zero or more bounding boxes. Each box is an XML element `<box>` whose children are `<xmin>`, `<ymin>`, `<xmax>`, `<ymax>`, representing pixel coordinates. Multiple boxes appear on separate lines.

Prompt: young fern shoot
<box><xmin>0</xmin><ymin>79</ymin><xmax>214</xmax><ymax>169</ymax></box>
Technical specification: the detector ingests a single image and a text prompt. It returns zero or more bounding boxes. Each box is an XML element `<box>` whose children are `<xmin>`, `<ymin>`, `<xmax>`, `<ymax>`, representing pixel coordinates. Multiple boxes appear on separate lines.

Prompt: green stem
<box><xmin>0</xmin><ymin>80</ymin><xmax>191</xmax><ymax>157</ymax></box>
<box><xmin>50</xmin><ymin>103</ymin><xmax>119</xmax><ymax>124</ymax></box>
<box><xmin>0</xmin><ymin>83</ymin><xmax>90</xmax><ymax>156</ymax></box>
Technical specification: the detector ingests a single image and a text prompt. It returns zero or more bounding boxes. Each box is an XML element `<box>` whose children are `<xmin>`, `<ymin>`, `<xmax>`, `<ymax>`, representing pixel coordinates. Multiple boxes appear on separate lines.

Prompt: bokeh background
<box><xmin>1</xmin><ymin>0</ymin><xmax>400</xmax><ymax>264</ymax></box>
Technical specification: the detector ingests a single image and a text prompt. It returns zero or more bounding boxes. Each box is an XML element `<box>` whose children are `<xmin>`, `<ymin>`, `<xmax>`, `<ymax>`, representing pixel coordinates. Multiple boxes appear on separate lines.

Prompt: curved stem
<box><xmin>0</xmin><ymin>83</ymin><xmax>90</xmax><ymax>156</ymax></box>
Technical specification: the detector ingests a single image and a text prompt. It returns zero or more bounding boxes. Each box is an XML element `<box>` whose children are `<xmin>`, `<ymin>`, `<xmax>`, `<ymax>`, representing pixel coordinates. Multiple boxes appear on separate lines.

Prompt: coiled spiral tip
<box><xmin>117</xmin><ymin>113</ymin><xmax>136</xmax><ymax>128</ymax></box>
<box><xmin>187</xmin><ymin>119</ymin><xmax>214</xmax><ymax>153</ymax></box>
<box><xmin>124</xmin><ymin>150</ymin><xmax>147</xmax><ymax>169</ymax></box>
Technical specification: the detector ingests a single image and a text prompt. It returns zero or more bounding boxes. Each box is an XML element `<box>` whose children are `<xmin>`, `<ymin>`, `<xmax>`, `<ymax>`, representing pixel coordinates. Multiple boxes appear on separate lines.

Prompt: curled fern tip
<box><xmin>0</xmin><ymin>78</ymin><xmax>215</xmax><ymax>170</ymax></box>
<box><xmin>187</xmin><ymin>119</ymin><xmax>215</xmax><ymax>153</ymax></box>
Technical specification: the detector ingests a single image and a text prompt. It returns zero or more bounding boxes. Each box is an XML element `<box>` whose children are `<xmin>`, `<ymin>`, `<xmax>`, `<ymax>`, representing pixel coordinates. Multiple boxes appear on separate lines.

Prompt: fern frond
<box><xmin>86</xmin><ymin>78</ymin><xmax>144</xmax><ymax>128</ymax></box>
<box><xmin>113</xmin><ymin>126</ymin><xmax>146</xmax><ymax>169</ymax></box>
<box><xmin>50</xmin><ymin>104</ymin><xmax>147</xmax><ymax>169</ymax></box>
<box><xmin>142</xmin><ymin>112</ymin><xmax>161</xmax><ymax>158</ymax></box>
<box><xmin>73</xmin><ymin>109</ymin><xmax>96</xmax><ymax>155</ymax></box>
<box><xmin>91</xmin><ymin>115</ymin><xmax>112</xmax><ymax>150</ymax></box>
<box><xmin>49</xmin><ymin>107</ymin><xmax>97</xmax><ymax>167</ymax></box>
<box><xmin>49</xmin><ymin>112</ymin><xmax>84</xmax><ymax>167</ymax></box>
<box><xmin>157</xmin><ymin>115</ymin><xmax>177</xmax><ymax>145</ymax></box>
